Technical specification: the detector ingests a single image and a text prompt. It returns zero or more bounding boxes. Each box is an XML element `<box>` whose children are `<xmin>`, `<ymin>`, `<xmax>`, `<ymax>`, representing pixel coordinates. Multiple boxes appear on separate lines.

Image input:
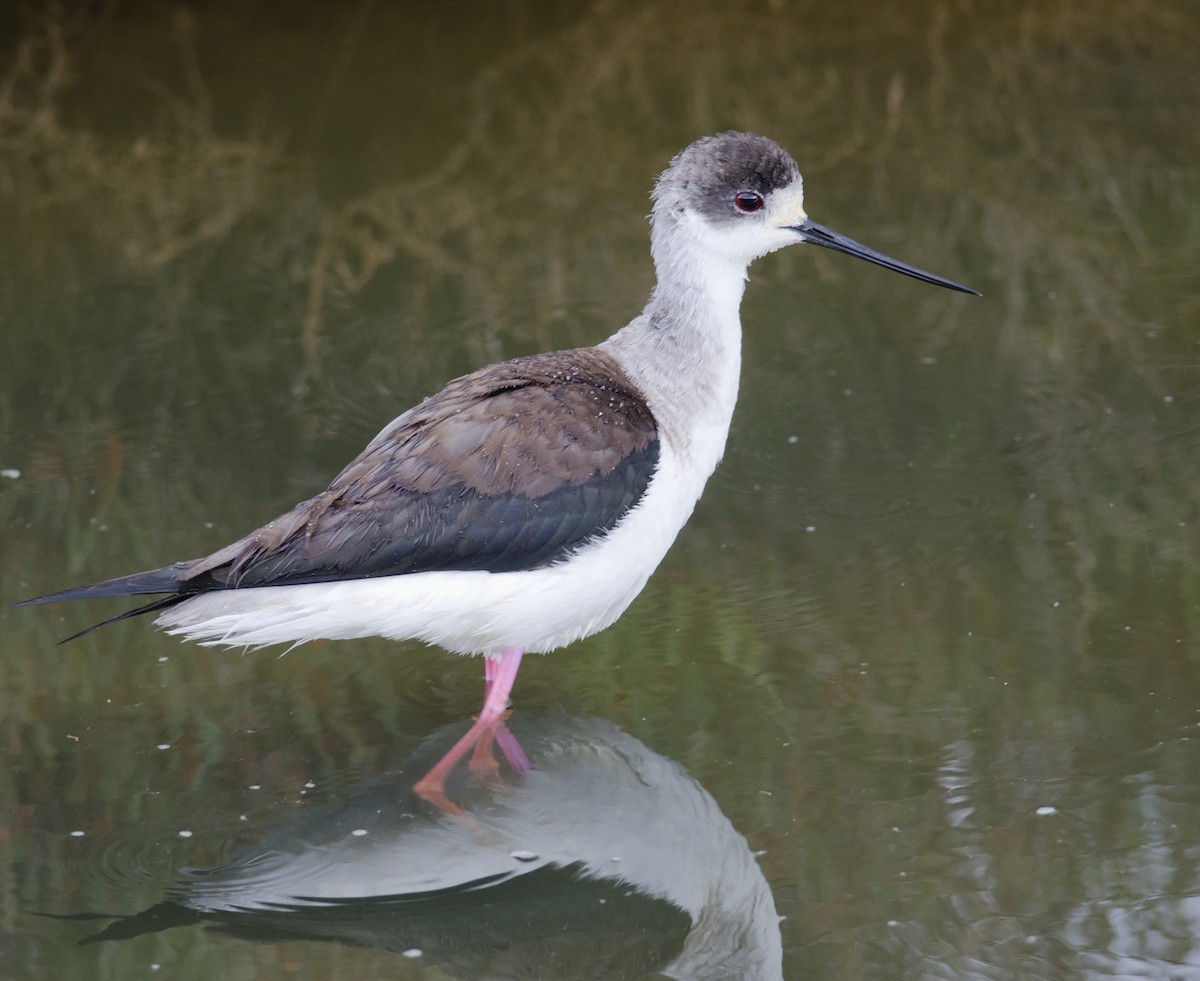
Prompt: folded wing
<box><xmin>16</xmin><ymin>348</ymin><xmax>660</xmax><ymax>636</ymax></box>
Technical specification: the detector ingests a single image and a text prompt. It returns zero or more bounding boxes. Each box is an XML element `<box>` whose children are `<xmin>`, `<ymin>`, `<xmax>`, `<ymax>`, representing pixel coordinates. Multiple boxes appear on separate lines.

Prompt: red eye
<box><xmin>734</xmin><ymin>191</ymin><xmax>764</xmax><ymax>213</ymax></box>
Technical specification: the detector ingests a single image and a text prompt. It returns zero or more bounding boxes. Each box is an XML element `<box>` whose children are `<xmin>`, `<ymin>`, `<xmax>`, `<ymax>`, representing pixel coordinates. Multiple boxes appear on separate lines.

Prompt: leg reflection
<box><xmin>414</xmin><ymin>647</ymin><xmax>530</xmax><ymax>813</ymax></box>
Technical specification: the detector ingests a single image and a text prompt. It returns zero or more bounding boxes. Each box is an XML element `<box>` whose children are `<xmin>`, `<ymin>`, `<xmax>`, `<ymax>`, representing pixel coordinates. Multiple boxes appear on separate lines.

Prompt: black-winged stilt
<box><xmin>16</xmin><ymin>132</ymin><xmax>978</xmax><ymax>804</ymax></box>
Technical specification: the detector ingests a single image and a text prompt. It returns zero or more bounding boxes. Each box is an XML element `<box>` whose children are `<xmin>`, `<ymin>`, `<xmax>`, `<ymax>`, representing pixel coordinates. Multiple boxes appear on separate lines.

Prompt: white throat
<box><xmin>601</xmin><ymin>211</ymin><xmax>750</xmax><ymax>479</ymax></box>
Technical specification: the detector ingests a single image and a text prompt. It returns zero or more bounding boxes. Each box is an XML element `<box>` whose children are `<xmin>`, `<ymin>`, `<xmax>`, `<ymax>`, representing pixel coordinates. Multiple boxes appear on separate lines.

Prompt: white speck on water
<box><xmin>248</xmin><ymin>784</ymin><xmax>261</xmax><ymax>791</ymax></box>
<box><xmin>351</xmin><ymin>829</ymin><xmax>369</xmax><ymax>837</ymax></box>
<box><xmin>157</xmin><ymin>656</ymin><xmax>169</xmax><ymax>663</ymax></box>
<box><xmin>178</xmin><ymin>829</ymin><xmax>193</xmax><ymax>838</ymax></box>
<box><xmin>1</xmin><ymin>469</ymin><xmax>20</xmax><ymax>479</ymax></box>
<box><xmin>1036</xmin><ymin>806</ymin><xmax>1057</xmax><ymax>816</ymax></box>
<box><xmin>156</xmin><ymin>743</ymin><xmax>170</xmax><ymax>750</ymax></box>
<box><xmin>304</xmin><ymin>781</ymin><xmax>316</xmax><ymax>789</ymax></box>
<box><xmin>70</xmin><ymin>830</ymin><xmax>86</xmax><ymax>838</ymax></box>
<box><xmin>787</xmin><ymin>435</ymin><xmax>798</xmax><ymax>444</ymax></box>
<box><xmin>805</xmin><ymin>525</ymin><xmax>816</xmax><ymax>533</ymax></box>
<box><xmin>402</xmin><ymin>949</ymin><xmax>422</xmax><ymax>959</ymax></box>
<box><xmin>1163</xmin><ymin>394</ymin><xmax>1174</xmax><ymax>403</ymax></box>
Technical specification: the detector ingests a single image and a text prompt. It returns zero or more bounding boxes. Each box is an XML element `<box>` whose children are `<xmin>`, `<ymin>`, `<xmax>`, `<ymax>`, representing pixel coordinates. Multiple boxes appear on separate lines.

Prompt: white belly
<box><xmin>156</xmin><ymin>441</ymin><xmax>709</xmax><ymax>657</ymax></box>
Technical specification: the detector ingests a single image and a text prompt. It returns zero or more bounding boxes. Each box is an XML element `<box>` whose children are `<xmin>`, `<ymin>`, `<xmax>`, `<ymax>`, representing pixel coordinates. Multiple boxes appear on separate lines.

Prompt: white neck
<box><xmin>601</xmin><ymin>211</ymin><xmax>749</xmax><ymax>479</ymax></box>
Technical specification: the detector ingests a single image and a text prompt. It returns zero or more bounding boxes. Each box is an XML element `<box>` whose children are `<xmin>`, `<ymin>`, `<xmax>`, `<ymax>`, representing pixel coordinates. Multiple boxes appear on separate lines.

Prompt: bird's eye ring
<box><xmin>734</xmin><ymin>191</ymin><xmax>764</xmax><ymax>213</ymax></box>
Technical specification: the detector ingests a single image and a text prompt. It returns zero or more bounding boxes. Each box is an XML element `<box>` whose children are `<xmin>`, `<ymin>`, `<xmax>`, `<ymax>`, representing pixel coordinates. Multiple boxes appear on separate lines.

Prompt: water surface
<box><xmin>2</xmin><ymin>2</ymin><xmax>1198</xmax><ymax>978</ymax></box>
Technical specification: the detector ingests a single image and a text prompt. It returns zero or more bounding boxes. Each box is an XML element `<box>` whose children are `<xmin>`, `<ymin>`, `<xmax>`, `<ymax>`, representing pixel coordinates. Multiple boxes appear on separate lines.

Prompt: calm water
<box><xmin>3</xmin><ymin>2</ymin><xmax>1199</xmax><ymax>979</ymax></box>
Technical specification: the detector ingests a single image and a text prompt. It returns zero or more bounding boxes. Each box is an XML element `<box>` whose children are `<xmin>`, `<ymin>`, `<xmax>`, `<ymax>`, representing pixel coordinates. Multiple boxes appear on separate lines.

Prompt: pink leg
<box><xmin>413</xmin><ymin>648</ymin><xmax>528</xmax><ymax>812</ymax></box>
<box><xmin>469</xmin><ymin>655</ymin><xmax>531</xmax><ymax>778</ymax></box>
<box><xmin>483</xmin><ymin>654</ymin><xmax>498</xmax><ymax>700</ymax></box>
<box><xmin>492</xmin><ymin>719</ymin><xmax>532</xmax><ymax>774</ymax></box>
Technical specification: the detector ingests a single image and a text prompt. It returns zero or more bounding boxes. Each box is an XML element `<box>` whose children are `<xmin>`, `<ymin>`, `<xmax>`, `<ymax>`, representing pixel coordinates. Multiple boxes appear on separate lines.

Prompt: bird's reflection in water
<box><xmin>82</xmin><ymin>713</ymin><xmax>783</xmax><ymax>980</ymax></box>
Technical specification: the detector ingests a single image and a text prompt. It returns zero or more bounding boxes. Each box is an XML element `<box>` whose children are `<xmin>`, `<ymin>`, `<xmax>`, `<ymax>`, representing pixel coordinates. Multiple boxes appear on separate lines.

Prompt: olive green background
<box><xmin>2</xmin><ymin>1</ymin><xmax>1198</xmax><ymax>977</ymax></box>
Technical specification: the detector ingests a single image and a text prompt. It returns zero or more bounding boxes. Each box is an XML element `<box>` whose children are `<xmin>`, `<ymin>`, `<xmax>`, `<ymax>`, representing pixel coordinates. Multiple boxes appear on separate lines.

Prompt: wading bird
<box><xmin>17</xmin><ymin>132</ymin><xmax>978</xmax><ymax>805</ymax></box>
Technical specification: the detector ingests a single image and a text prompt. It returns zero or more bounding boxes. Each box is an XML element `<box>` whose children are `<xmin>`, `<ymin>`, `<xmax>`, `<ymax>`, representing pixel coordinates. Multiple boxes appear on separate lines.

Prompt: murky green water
<box><xmin>2</xmin><ymin>1</ymin><xmax>1198</xmax><ymax>978</ymax></box>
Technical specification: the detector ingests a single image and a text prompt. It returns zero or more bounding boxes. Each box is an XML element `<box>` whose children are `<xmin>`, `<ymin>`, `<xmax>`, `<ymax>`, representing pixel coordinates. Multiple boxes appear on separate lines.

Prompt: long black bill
<box><xmin>792</xmin><ymin>220</ymin><xmax>980</xmax><ymax>296</ymax></box>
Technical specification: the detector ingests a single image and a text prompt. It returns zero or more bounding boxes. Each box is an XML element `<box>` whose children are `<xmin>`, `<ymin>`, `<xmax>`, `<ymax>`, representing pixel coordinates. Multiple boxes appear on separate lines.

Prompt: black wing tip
<box><xmin>11</xmin><ymin>591</ymin><xmax>76</xmax><ymax>609</ymax></box>
<box><xmin>12</xmin><ymin>563</ymin><xmax>195</xmax><ymax>609</ymax></box>
<box><xmin>11</xmin><ymin>565</ymin><xmax>198</xmax><ymax>643</ymax></box>
<box><xmin>51</xmin><ymin>595</ymin><xmax>192</xmax><ymax>644</ymax></box>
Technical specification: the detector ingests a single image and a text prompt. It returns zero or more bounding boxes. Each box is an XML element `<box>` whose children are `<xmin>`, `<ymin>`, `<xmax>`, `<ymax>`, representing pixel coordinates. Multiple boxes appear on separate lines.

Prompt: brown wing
<box><xmin>182</xmin><ymin>347</ymin><xmax>660</xmax><ymax>588</ymax></box>
<box><xmin>15</xmin><ymin>347</ymin><xmax>660</xmax><ymax>637</ymax></box>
